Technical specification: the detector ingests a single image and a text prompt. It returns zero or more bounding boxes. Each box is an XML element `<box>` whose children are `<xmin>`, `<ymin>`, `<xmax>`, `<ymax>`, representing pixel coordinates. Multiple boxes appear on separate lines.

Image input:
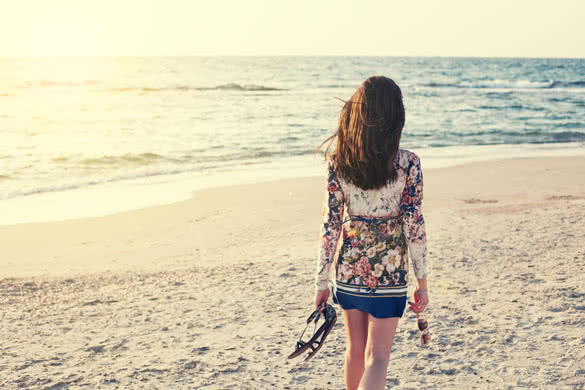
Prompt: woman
<box><xmin>314</xmin><ymin>75</ymin><xmax>429</xmax><ymax>390</ymax></box>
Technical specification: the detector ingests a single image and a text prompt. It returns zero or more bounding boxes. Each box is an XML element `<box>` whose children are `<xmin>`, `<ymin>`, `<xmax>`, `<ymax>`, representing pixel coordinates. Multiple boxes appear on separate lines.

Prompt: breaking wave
<box><xmin>423</xmin><ymin>79</ymin><xmax>585</xmax><ymax>89</ymax></box>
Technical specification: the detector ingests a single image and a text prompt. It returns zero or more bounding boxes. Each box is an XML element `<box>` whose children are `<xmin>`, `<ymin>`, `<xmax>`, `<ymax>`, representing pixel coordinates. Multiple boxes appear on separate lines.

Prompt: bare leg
<box><xmin>342</xmin><ymin>308</ymin><xmax>369</xmax><ymax>390</ymax></box>
<box><xmin>358</xmin><ymin>315</ymin><xmax>400</xmax><ymax>390</ymax></box>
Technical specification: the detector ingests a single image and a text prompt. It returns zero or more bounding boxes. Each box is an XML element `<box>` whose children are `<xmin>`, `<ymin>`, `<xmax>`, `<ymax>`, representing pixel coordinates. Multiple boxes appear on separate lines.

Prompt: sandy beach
<box><xmin>1</xmin><ymin>155</ymin><xmax>585</xmax><ymax>389</ymax></box>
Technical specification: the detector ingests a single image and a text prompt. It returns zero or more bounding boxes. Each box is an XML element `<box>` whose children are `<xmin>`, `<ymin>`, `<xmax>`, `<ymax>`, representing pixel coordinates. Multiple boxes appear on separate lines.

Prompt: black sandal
<box><xmin>288</xmin><ymin>303</ymin><xmax>337</xmax><ymax>361</ymax></box>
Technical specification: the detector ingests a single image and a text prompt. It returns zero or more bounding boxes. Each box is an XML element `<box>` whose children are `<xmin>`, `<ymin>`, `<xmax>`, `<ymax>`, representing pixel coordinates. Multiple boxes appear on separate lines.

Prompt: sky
<box><xmin>1</xmin><ymin>0</ymin><xmax>584</xmax><ymax>58</ymax></box>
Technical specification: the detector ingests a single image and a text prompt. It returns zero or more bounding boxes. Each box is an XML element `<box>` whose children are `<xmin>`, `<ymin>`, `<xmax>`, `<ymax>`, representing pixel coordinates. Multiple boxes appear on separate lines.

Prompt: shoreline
<box><xmin>1</xmin><ymin>141</ymin><xmax>585</xmax><ymax>226</ymax></box>
<box><xmin>1</xmin><ymin>154</ymin><xmax>584</xmax><ymax>279</ymax></box>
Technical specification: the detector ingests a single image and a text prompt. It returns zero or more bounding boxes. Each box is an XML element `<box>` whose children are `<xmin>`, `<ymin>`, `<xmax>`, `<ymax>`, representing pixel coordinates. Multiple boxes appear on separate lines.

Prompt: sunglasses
<box><xmin>288</xmin><ymin>303</ymin><xmax>337</xmax><ymax>361</ymax></box>
<box><xmin>416</xmin><ymin>312</ymin><xmax>431</xmax><ymax>345</ymax></box>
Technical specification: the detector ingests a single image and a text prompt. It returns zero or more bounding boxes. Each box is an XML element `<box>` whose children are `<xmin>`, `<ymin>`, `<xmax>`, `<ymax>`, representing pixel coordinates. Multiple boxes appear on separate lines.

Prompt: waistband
<box><xmin>342</xmin><ymin>214</ymin><xmax>401</xmax><ymax>225</ymax></box>
<box><xmin>334</xmin><ymin>280</ymin><xmax>408</xmax><ymax>297</ymax></box>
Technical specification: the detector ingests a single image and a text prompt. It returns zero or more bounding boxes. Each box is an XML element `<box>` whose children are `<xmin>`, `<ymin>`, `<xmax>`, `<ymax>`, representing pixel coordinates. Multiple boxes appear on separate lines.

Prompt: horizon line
<box><xmin>1</xmin><ymin>54</ymin><xmax>584</xmax><ymax>60</ymax></box>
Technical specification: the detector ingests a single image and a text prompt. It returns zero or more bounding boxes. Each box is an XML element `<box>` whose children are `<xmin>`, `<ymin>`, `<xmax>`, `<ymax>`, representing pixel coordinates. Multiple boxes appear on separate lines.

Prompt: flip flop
<box><xmin>288</xmin><ymin>303</ymin><xmax>337</xmax><ymax>361</ymax></box>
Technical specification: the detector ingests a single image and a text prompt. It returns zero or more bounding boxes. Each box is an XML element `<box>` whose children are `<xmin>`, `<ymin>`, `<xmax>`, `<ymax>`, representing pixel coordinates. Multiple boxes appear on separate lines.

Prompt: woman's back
<box><xmin>335</xmin><ymin>148</ymin><xmax>412</xmax><ymax>218</ymax></box>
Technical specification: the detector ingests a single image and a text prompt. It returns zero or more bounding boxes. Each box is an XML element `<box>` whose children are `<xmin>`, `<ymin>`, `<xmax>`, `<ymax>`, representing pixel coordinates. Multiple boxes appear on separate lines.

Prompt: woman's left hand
<box><xmin>408</xmin><ymin>287</ymin><xmax>429</xmax><ymax>313</ymax></box>
<box><xmin>314</xmin><ymin>288</ymin><xmax>330</xmax><ymax>313</ymax></box>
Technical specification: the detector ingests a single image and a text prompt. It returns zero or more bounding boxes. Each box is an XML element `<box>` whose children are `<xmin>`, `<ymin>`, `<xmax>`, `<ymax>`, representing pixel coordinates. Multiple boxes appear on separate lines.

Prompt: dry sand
<box><xmin>1</xmin><ymin>156</ymin><xmax>584</xmax><ymax>389</ymax></box>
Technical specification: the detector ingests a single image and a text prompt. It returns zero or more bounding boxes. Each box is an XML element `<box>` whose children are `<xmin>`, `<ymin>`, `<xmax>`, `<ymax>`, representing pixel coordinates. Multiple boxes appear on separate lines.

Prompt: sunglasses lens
<box><xmin>417</xmin><ymin>319</ymin><xmax>428</xmax><ymax>331</ymax></box>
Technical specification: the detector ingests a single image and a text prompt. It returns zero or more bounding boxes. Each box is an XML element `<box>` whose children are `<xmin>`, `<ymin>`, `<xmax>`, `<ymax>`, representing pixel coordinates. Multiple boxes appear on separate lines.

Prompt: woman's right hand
<box><xmin>408</xmin><ymin>287</ymin><xmax>429</xmax><ymax>313</ymax></box>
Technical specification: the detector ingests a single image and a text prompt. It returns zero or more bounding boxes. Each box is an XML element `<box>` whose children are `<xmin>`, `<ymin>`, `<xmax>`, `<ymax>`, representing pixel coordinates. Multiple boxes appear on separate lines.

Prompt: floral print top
<box><xmin>315</xmin><ymin>149</ymin><xmax>428</xmax><ymax>291</ymax></box>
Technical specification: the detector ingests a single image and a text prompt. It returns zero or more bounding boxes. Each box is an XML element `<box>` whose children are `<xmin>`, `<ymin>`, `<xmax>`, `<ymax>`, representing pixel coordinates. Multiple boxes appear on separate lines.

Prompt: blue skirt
<box><xmin>332</xmin><ymin>284</ymin><xmax>407</xmax><ymax>319</ymax></box>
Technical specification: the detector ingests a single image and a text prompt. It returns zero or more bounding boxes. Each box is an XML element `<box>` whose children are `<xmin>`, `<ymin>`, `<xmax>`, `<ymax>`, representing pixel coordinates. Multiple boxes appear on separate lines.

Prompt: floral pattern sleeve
<box><xmin>315</xmin><ymin>160</ymin><xmax>345</xmax><ymax>291</ymax></box>
<box><xmin>400</xmin><ymin>153</ymin><xmax>428</xmax><ymax>279</ymax></box>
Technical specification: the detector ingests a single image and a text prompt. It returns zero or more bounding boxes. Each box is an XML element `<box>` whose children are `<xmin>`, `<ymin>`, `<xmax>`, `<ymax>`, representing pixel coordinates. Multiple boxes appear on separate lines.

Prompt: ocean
<box><xmin>1</xmin><ymin>56</ymin><xmax>584</xmax><ymax>224</ymax></box>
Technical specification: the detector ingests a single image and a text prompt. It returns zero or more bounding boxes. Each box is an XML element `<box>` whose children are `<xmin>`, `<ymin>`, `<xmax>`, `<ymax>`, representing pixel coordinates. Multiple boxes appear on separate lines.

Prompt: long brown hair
<box><xmin>320</xmin><ymin>75</ymin><xmax>405</xmax><ymax>190</ymax></box>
